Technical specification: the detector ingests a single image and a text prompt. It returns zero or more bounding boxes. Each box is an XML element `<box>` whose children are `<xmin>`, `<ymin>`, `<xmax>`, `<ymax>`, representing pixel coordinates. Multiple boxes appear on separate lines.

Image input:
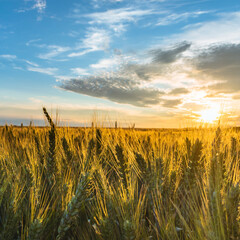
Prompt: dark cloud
<box><xmin>182</xmin><ymin>102</ymin><xmax>203</xmax><ymax>112</ymax></box>
<box><xmin>124</xmin><ymin>63</ymin><xmax>165</xmax><ymax>81</ymax></box>
<box><xmin>62</xmin><ymin>41</ymin><xmax>240</xmax><ymax>108</ymax></box>
<box><xmin>169</xmin><ymin>87</ymin><xmax>189</xmax><ymax>95</ymax></box>
<box><xmin>194</xmin><ymin>43</ymin><xmax>240</xmax><ymax>93</ymax></box>
<box><xmin>60</xmin><ymin>43</ymin><xmax>193</xmax><ymax>107</ymax></box>
<box><xmin>60</xmin><ymin>76</ymin><xmax>164</xmax><ymax>107</ymax></box>
<box><xmin>60</xmin><ymin>42</ymin><xmax>240</xmax><ymax>108</ymax></box>
<box><xmin>121</xmin><ymin>42</ymin><xmax>191</xmax><ymax>81</ymax></box>
<box><xmin>161</xmin><ymin>99</ymin><xmax>182</xmax><ymax>108</ymax></box>
<box><xmin>151</xmin><ymin>42</ymin><xmax>191</xmax><ymax>63</ymax></box>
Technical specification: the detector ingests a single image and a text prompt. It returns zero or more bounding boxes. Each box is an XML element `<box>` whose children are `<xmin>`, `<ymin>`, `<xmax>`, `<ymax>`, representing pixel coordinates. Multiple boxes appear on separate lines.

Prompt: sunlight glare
<box><xmin>199</xmin><ymin>107</ymin><xmax>221</xmax><ymax>123</ymax></box>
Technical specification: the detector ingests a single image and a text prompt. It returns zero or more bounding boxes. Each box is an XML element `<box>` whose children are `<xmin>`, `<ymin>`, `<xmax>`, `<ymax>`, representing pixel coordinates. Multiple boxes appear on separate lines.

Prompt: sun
<box><xmin>198</xmin><ymin>107</ymin><xmax>221</xmax><ymax>123</ymax></box>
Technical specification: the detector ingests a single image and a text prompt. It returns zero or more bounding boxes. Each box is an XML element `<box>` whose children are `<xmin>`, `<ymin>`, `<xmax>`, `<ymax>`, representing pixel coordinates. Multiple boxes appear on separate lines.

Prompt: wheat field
<box><xmin>0</xmin><ymin>108</ymin><xmax>239</xmax><ymax>240</ymax></box>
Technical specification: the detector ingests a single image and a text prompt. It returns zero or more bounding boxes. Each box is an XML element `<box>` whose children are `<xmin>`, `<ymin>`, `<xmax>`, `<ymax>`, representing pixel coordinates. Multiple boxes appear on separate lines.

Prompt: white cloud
<box><xmin>13</xmin><ymin>66</ymin><xmax>24</xmax><ymax>70</ymax></box>
<box><xmin>27</xmin><ymin>66</ymin><xmax>58</xmax><ymax>75</ymax></box>
<box><xmin>26</xmin><ymin>39</ymin><xmax>41</xmax><ymax>46</ymax></box>
<box><xmin>92</xmin><ymin>0</ymin><xmax>124</xmax><ymax>6</ymax></box>
<box><xmin>86</xmin><ymin>7</ymin><xmax>153</xmax><ymax>25</ymax></box>
<box><xmin>68</xmin><ymin>31</ymin><xmax>80</xmax><ymax>38</ymax></box>
<box><xmin>68</xmin><ymin>28</ymin><xmax>111</xmax><ymax>57</ymax></box>
<box><xmin>38</xmin><ymin>45</ymin><xmax>70</xmax><ymax>59</ymax></box>
<box><xmin>81</xmin><ymin>28</ymin><xmax>110</xmax><ymax>50</ymax></box>
<box><xmin>156</xmin><ymin>11</ymin><xmax>209</xmax><ymax>26</ymax></box>
<box><xmin>68</xmin><ymin>7</ymin><xmax>157</xmax><ymax>58</ymax></box>
<box><xmin>90</xmin><ymin>57</ymin><xmax>120</xmax><ymax>69</ymax></box>
<box><xmin>94</xmin><ymin>0</ymin><xmax>124</xmax><ymax>2</ymax></box>
<box><xmin>84</xmin><ymin>7</ymin><xmax>154</xmax><ymax>32</ymax></box>
<box><xmin>68</xmin><ymin>50</ymin><xmax>92</xmax><ymax>57</ymax></box>
<box><xmin>170</xmin><ymin>12</ymin><xmax>240</xmax><ymax>46</ymax></box>
<box><xmin>25</xmin><ymin>40</ymin><xmax>70</xmax><ymax>60</ymax></box>
<box><xmin>90</xmin><ymin>51</ymin><xmax>134</xmax><ymax>70</ymax></box>
<box><xmin>0</xmin><ymin>54</ymin><xmax>17</xmax><ymax>60</ymax></box>
<box><xmin>32</xmin><ymin>0</ymin><xmax>46</xmax><ymax>13</ymax></box>
<box><xmin>25</xmin><ymin>60</ymin><xmax>39</xmax><ymax>67</ymax></box>
<box><xmin>72</xmin><ymin>7</ymin><xmax>157</xmax><ymax>33</ymax></box>
<box><xmin>71</xmin><ymin>68</ymin><xmax>89</xmax><ymax>76</ymax></box>
<box><xmin>18</xmin><ymin>0</ymin><xmax>46</xmax><ymax>15</ymax></box>
<box><xmin>55</xmin><ymin>75</ymin><xmax>75</xmax><ymax>82</ymax></box>
<box><xmin>91</xmin><ymin>0</ymin><xmax>165</xmax><ymax>7</ymax></box>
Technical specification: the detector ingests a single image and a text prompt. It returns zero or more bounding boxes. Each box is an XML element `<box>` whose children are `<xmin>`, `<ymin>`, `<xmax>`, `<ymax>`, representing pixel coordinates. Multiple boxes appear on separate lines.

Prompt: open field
<box><xmin>0</xmin><ymin>111</ymin><xmax>240</xmax><ymax>239</ymax></box>
<box><xmin>2</xmin><ymin>0</ymin><xmax>240</xmax><ymax>239</ymax></box>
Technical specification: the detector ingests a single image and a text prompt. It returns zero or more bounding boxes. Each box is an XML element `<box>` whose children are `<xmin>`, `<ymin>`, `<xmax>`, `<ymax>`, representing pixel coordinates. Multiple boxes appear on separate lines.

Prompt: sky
<box><xmin>1</xmin><ymin>0</ymin><xmax>240</xmax><ymax>128</ymax></box>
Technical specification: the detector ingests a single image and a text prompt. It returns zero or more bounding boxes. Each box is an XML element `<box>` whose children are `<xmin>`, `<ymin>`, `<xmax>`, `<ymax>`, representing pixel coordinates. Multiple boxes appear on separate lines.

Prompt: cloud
<box><xmin>161</xmin><ymin>99</ymin><xmax>182</xmax><ymax>108</ymax></box>
<box><xmin>169</xmin><ymin>12</ymin><xmax>240</xmax><ymax>45</ymax></box>
<box><xmin>169</xmin><ymin>88</ymin><xmax>189</xmax><ymax>95</ymax></box>
<box><xmin>27</xmin><ymin>66</ymin><xmax>58</xmax><ymax>75</ymax></box>
<box><xmin>60</xmin><ymin>76</ymin><xmax>164</xmax><ymax>107</ymax></box>
<box><xmin>193</xmin><ymin>43</ymin><xmax>240</xmax><ymax>93</ymax></box>
<box><xmin>60</xmin><ymin>9</ymin><xmax>240</xmax><ymax>110</ymax></box>
<box><xmin>0</xmin><ymin>54</ymin><xmax>17</xmax><ymax>60</ymax></box>
<box><xmin>38</xmin><ymin>45</ymin><xmax>70</xmax><ymax>59</ymax></box>
<box><xmin>156</xmin><ymin>11</ymin><xmax>209</xmax><ymax>26</ymax></box>
<box><xmin>25</xmin><ymin>60</ymin><xmax>39</xmax><ymax>67</ymax></box>
<box><xmin>86</xmin><ymin>7</ymin><xmax>154</xmax><ymax>25</ymax></box>
<box><xmin>18</xmin><ymin>0</ymin><xmax>46</xmax><ymax>16</ymax></box>
<box><xmin>32</xmin><ymin>0</ymin><xmax>46</xmax><ymax>13</ymax></box>
<box><xmin>74</xmin><ymin>7</ymin><xmax>156</xmax><ymax>33</ymax></box>
<box><xmin>91</xmin><ymin>0</ymin><xmax>124</xmax><ymax>7</ymax></box>
<box><xmin>25</xmin><ymin>40</ymin><xmax>70</xmax><ymax>60</ymax></box>
<box><xmin>26</xmin><ymin>39</ymin><xmax>42</xmax><ymax>46</ymax></box>
<box><xmin>182</xmin><ymin>102</ymin><xmax>204</xmax><ymax>112</ymax></box>
<box><xmin>13</xmin><ymin>66</ymin><xmax>24</xmax><ymax>71</ymax></box>
<box><xmin>60</xmin><ymin>42</ymin><xmax>193</xmax><ymax>107</ymax></box>
<box><xmin>91</xmin><ymin>0</ymin><xmax>165</xmax><ymax>7</ymax></box>
<box><xmin>121</xmin><ymin>42</ymin><xmax>190</xmax><ymax>81</ymax></box>
<box><xmin>71</xmin><ymin>68</ymin><xmax>89</xmax><ymax>76</ymax></box>
<box><xmin>151</xmin><ymin>42</ymin><xmax>191</xmax><ymax>63</ymax></box>
<box><xmin>90</xmin><ymin>57</ymin><xmax>120</xmax><ymax>69</ymax></box>
<box><xmin>68</xmin><ymin>7</ymin><xmax>157</xmax><ymax>58</ymax></box>
<box><xmin>122</xmin><ymin>63</ymin><xmax>164</xmax><ymax>81</ymax></box>
<box><xmin>68</xmin><ymin>28</ymin><xmax>111</xmax><ymax>57</ymax></box>
<box><xmin>149</xmin><ymin>11</ymin><xmax>240</xmax><ymax>98</ymax></box>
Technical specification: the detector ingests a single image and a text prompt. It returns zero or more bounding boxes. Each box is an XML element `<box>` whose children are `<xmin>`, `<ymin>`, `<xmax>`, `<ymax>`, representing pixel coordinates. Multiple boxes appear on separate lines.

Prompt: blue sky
<box><xmin>1</xmin><ymin>0</ymin><xmax>240</xmax><ymax>127</ymax></box>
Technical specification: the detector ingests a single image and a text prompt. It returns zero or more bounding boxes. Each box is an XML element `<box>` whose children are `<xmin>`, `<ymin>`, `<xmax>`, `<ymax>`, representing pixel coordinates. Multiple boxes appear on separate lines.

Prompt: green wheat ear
<box><xmin>28</xmin><ymin>219</ymin><xmax>42</xmax><ymax>240</ymax></box>
<box><xmin>62</xmin><ymin>136</ymin><xmax>72</xmax><ymax>162</ymax></box>
<box><xmin>96</xmin><ymin>128</ymin><xmax>102</xmax><ymax>157</ymax></box>
<box><xmin>116</xmin><ymin>144</ymin><xmax>128</xmax><ymax>191</ymax></box>
<box><xmin>43</xmin><ymin>107</ymin><xmax>56</xmax><ymax>182</ymax></box>
<box><xmin>56</xmin><ymin>173</ymin><xmax>91</xmax><ymax>240</ymax></box>
<box><xmin>43</xmin><ymin>107</ymin><xmax>55</xmax><ymax>128</ymax></box>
